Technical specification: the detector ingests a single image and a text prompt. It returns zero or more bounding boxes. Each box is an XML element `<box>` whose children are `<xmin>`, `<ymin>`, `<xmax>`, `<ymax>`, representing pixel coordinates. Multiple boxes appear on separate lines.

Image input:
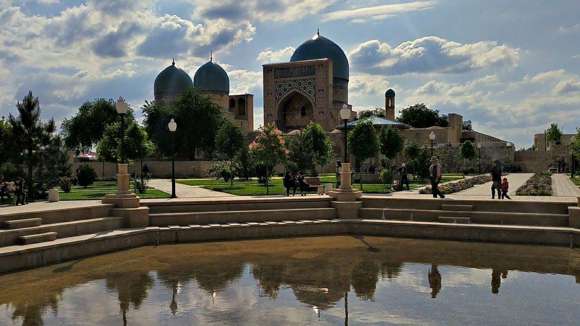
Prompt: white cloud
<box><xmin>322</xmin><ymin>1</ymin><xmax>436</xmax><ymax>22</ymax></box>
<box><xmin>349</xmin><ymin>36</ymin><xmax>519</xmax><ymax>75</ymax></box>
<box><xmin>558</xmin><ymin>23</ymin><xmax>580</xmax><ymax>33</ymax></box>
<box><xmin>256</xmin><ymin>47</ymin><xmax>295</xmax><ymax>64</ymax></box>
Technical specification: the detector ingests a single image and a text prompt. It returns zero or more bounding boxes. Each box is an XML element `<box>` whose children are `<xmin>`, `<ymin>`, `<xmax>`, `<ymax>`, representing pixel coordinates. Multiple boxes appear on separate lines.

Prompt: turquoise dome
<box><xmin>154</xmin><ymin>61</ymin><xmax>193</xmax><ymax>102</ymax></box>
<box><xmin>291</xmin><ymin>33</ymin><xmax>349</xmax><ymax>81</ymax></box>
<box><xmin>194</xmin><ymin>60</ymin><xmax>230</xmax><ymax>94</ymax></box>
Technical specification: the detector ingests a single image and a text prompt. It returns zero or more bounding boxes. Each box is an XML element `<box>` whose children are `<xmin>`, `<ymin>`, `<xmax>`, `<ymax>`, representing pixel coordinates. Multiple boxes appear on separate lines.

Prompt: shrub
<box><xmin>76</xmin><ymin>165</ymin><xmax>97</xmax><ymax>188</ymax></box>
<box><xmin>59</xmin><ymin>177</ymin><xmax>72</xmax><ymax>193</ymax></box>
<box><xmin>419</xmin><ymin>174</ymin><xmax>491</xmax><ymax>194</ymax></box>
<box><xmin>516</xmin><ymin>173</ymin><xmax>552</xmax><ymax>196</ymax></box>
<box><xmin>133</xmin><ymin>178</ymin><xmax>147</xmax><ymax>194</ymax></box>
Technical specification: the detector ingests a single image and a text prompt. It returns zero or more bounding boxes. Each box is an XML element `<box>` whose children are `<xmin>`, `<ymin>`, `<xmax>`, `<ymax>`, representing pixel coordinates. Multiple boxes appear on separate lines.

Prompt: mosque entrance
<box><xmin>277</xmin><ymin>91</ymin><xmax>314</xmax><ymax>132</ymax></box>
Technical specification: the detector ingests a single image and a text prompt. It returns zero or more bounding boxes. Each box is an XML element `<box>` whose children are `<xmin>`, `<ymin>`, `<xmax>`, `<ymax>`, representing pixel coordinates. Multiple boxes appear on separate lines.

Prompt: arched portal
<box><xmin>277</xmin><ymin>91</ymin><xmax>314</xmax><ymax>132</ymax></box>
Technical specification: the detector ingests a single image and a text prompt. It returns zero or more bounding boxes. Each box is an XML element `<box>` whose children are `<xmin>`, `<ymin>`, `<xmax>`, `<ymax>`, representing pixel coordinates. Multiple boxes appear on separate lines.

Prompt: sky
<box><xmin>0</xmin><ymin>0</ymin><xmax>579</xmax><ymax>147</ymax></box>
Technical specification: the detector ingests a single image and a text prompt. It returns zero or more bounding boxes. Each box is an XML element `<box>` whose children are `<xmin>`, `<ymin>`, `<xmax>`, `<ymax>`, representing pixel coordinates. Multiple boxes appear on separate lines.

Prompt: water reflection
<box><xmin>0</xmin><ymin>236</ymin><xmax>578</xmax><ymax>325</ymax></box>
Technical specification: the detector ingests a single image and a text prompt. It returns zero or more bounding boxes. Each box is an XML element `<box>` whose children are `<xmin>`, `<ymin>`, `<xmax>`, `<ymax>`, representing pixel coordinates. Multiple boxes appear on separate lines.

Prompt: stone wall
<box><xmin>74</xmin><ymin>160</ymin><xmax>214</xmax><ymax>179</ymax></box>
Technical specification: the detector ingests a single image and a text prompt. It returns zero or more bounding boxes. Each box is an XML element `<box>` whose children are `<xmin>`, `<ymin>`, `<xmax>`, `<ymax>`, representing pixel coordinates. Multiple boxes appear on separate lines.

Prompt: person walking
<box><xmin>491</xmin><ymin>160</ymin><xmax>502</xmax><ymax>199</ymax></box>
<box><xmin>297</xmin><ymin>172</ymin><xmax>307</xmax><ymax>196</ymax></box>
<box><xmin>500</xmin><ymin>177</ymin><xmax>511</xmax><ymax>200</ymax></box>
<box><xmin>429</xmin><ymin>157</ymin><xmax>445</xmax><ymax>199</ymax></box>
<box><xmin>283</xmin><ymin>171</ymin><xmax>293</xmax><ymax>196</ymax></box>
<box><xmin>15</xmin><ymin>177</ymin><xmax>26</xmax><ymax>205</ymax></box>
<box><xmin>399</xmin><ymin>163</ymin><xmax>410</xmax><ymax>191</ymax></box>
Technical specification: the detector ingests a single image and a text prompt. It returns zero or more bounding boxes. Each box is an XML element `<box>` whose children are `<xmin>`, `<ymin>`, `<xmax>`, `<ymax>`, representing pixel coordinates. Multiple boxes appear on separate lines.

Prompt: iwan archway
<box><xmin>277</xmin><ymin>91</ymin><xmax>314</xmax><ymax>132</ymax></box>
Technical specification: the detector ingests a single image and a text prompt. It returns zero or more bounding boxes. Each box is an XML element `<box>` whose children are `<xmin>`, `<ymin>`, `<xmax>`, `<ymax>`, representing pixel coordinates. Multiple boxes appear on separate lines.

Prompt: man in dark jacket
<box><xmin>399</xmin><ymin>163</ymin><xmax>410</xmax><ymax>191</ymax></box>
<box><xmin>491</xmin><ymin>160</ymin><xmax>502</xmax><ymax>199</ymax></box>
<box><xmin>429</xmin><ymin>157</ymin><xmax>445</xmax><ymax>198</ymax></box>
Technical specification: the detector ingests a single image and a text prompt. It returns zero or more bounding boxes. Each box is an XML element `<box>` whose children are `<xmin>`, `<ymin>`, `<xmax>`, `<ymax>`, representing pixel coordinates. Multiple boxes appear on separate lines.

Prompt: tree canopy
<box><xmin>460</xmin><ymin>141</ymin><xmax>476</xmax><ymax>161</ymax></box>
<box><xmin>96</xmin><ymin>122</ymin><xmax>154</xmax><ymax>163</ymax></box>
<box><xmin>359</xmin><ymin>108</ymin><xmax>386</xmax><ymax>119</ymax></box>
<box><xmin>144</xmin><ymin>89</ymin><xmax>223</xmax><ymax>159</ymax></box>
<box><xmin>62</xmin><ymin>99</ymin><xmax>120</xmax><ymax>152</ymax></box>
<box><xmin>348</xmin><ymin>119</ymin><xmax>379</xmax><ymax>168</ymax></box>
<box><xmin>380</xmin><ymin>127</ymin><xmax>404</xmax><ymax>160</ymax></box>
<box><xmin>215</xmin><ymin>121</ymin><xmax>244</xmax><ymax>160</ymax></box>
<box><xmin>397</xmin><ymin>104</ymin><xmax>448</xmax><ymax>128</ymax></box>
<box><xmin>249</xmin><ymin>124</ymin><xmax>287</xmax><ymax>194</ymax></box>
<box><xmin>546</xmin><ymin>123</ymin><xmax>563</xmax><ymax>145</ymax></box>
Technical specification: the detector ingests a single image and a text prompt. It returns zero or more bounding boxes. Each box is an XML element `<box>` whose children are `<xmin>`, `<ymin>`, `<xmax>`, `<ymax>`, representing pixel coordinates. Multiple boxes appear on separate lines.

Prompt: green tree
<box><xmin>76</xmin><ymin>165</ymin><xmax>97</xmax><ymax>188</ymax></box>
<box><xmin>546</xmin><ymin>123</ymin><xmax>563</xmax><ymax>145</ymax></box>
<box><xmin>397</xmin><ymin>104</ymin><xmax>448</xmax><ymax>128</ymax></box>
<box><xmin>380</xmin><ymin>127</ymin><xmax>404</xmax><ymax>161</ymax></box>
<box><xmin>302</xmin><ymin>122</ymin><xmax>333</xmax><ymax>175</ymax></box>
<box><xmin>573</xmin><ymin>128</ymin><xmax>580</xmax><ymax>160</ymax></box>
<box><xmin>215</xmin><ymin>121</ymin><xmax>244</xmax><ymax>159</ymax></box>
<box><xmin>62</xmin><ymin>99</ymin><xmax>119</xmax><ymax>152</ymax></box>
<box><xmin>215</xmin><ymin>121</ymin><xmax>244</xmax><ymax>185</ymax></box>
<box><xmin>96</xmin><ymin>122</ymin><xmax>153</xmax><ymax>164</ymax></box>
<box><xmin>286</xmin><ymin>132</ymin><xmax>314</xmax><ymax>173</ymax></box>
<box><xmin>249</xmin><ymin>124</ymin><xmax>287</xmax><ymax>195</ymax></box>
<box><xmin>235</xmin><ymin>145</ymin><xmax>254</xmax><ymax>181</ymax></box>
<box><xmin>460</xmin><ymin>140</ymin><xmax>476</xmax><ymax>174</ymax></box>
<box><xmin>404</xmin><ymin>142</ymin><xmax>420</xmax><ymax>160</ymax></box>
<box><xmin>144</xmin><ymin>89</ymin><xmax>223</xmax><ymax>159</ymax></box>
<box><xmin>8</xmin><ymin>91</ymin><xmax>57</xmax><ymax>199</ymax></box>
<box><xmin>0</xmin><ymin>117</ymin><xmax>12</xmax><ymax>168</ymax></box>
<box><xmin>348</xmin><ymin>119</ymin><xmax>379</xmax><ymax>189</ymax></box>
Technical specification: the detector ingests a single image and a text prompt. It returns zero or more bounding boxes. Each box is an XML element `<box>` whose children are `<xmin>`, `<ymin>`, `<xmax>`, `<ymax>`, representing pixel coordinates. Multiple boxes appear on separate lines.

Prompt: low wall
<box><xmin>74</xmin><ymin>160</ymin><xmax>214</xmax><ymax>179</ymax></box>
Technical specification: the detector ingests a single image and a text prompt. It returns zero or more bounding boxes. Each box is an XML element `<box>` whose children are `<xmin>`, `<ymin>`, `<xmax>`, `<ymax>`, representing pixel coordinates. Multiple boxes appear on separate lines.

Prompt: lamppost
<box><xmin>429</xmin><ymin>131</ymin><xmax>436</xmax><ymax>157</ymax></box>
<box><xmin>115</xmin><ymin>97</ymin><xmax>129</xmax><ymax>163</ymax></box>
<box><xmin>339</xmin><ymin>105</ymin><xmax>351</xmax><ymax>163</ymax></box>
<box><xmin>168</xmin><ymin>118</ymin><xmax>177</xmax><ymax>198</ymax></box>
<box><xmin>477</xmin><ymin>143</ymin><xmax>482</xmax><ymax>174</ymax></box>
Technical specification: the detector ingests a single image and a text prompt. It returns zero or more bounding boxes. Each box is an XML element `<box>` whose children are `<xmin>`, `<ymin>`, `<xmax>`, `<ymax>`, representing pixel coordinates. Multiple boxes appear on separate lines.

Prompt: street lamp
<box><xmin>339</xmin><ymin>105</ymin><xmax>351</xmax><ymax>163</ymax></box>
<box><xmin>168</xmin><ymin>118</ymin><xmax>177</xmax><ymax>198</ymax></box>
<box><xmin>477</xmin><ymin>143</ymin><xmax>482</xmax><ymax>174</ymax></box>
<box><xmin>115</xmin><ymin>97</ymin><xmax>129</xmax><ymax>163</ymax></box>
<box><xmin>429</xmin><ymin>131</ymin><xmax>436</xmax><ymax>157</ymax></box>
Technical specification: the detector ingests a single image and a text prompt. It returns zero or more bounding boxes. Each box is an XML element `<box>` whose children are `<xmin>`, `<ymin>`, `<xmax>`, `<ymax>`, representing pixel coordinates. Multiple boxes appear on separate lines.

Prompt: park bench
<box><xmin>304</xmin><ymin>177</ymin><xmax>324</xmax><ymax>195</ymax></box>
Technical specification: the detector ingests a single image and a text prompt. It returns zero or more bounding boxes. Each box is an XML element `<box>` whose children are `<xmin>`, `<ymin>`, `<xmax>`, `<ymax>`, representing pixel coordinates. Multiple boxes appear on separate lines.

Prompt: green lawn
<box><xmin>59</xmin><ymin>181</ymin><xmax>170</xmax><ymax>200</ymax></box>
<box><xmin>572</xmin><ymin>175</ymin><xmax>580</xmax><ymax>187</ymax></box>
<box><xmin>178</xmin><ymin>174</ymin><xmax>464</xmax><ymax>196</ymax></box>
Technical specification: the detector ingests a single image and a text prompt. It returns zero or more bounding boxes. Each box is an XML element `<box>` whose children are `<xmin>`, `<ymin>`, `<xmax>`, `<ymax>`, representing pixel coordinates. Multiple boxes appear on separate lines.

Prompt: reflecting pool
<box><xmin>0</xmin><ymin>236</ymin><xmax>579</xmax><ymax>325</ymax></box>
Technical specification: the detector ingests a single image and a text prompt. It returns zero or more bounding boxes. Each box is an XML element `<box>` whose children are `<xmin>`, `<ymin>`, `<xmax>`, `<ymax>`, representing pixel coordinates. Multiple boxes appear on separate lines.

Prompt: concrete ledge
<box><xmin>112</xmin><ymin>207</ymin><xmax>150</xmax><ymax>228</ymax></box>
<box><xmin>570</xmin><ymin>207</ymin><xmax>580</xmax><ymax>228</ymax></box>
<box><xmin>331</xmin><ymin>201</ymin><xmax>362</xmax><ymax>219</ymax></box>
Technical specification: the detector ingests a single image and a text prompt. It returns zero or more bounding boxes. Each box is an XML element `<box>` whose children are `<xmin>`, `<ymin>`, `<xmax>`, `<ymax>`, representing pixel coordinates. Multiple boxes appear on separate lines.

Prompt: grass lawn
<box><xmin>178</xmin><ymin>174</ymin><xmax>465</xmax><ymax>196</ymax></box>
<box><xmin>571</xmin><ymin>175</ymin><xmax>580</xmax><ymax>187</ymax></box>
<box><xmin>59</xmin><ymin>181</ymin><xmax>170</xmax><ymax>200</ymax></box>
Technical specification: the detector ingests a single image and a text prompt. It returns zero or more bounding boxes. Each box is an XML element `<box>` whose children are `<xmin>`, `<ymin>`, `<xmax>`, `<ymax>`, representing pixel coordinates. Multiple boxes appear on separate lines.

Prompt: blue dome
<box><xmin>291</xmin><ymin>33</ymin><xmax>349</xmax><ymax>81</ymax></box>
<box><xmin>194</xmin><ymin>60</ymin><xmax>230</xmax><ymax>94</ymax></box>
<box><xmin>154</xmin><ymin>61</ymin><xmax>193</xmax><ymax>102</ymax></box>
<box><xmin>385</xmin><ymin>89</ymin><xmax>395</xmax><ymax>97</ymax></box>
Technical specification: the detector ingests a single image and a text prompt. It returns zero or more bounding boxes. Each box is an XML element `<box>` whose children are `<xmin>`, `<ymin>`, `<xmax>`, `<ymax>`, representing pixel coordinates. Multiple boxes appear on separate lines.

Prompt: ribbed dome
<box><xmin>154</xmin><ymin>61</ymin><xmax>193</xmax><ymax>102</ymax></box>
<box><xmin>194</xmin><ymin>60</ymin><xmax>230</xmax><ymax>94</ymax></box>
<box><xmin>291</xmin><ymin>33</ymin><xmax>349</xmax><ymax>81</ymax></box>
<box><xmin>385</xmin><ymin>89</ymin><xmax>395</xmax><ymax>97</ymax></box>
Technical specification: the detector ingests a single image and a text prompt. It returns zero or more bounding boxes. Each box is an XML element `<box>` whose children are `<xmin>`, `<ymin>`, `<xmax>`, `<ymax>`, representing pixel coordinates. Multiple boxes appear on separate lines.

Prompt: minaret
<box><xmin>385</xmin><ymin>89</ymin><xmax>395</xmax><ymax>120</ymax></box>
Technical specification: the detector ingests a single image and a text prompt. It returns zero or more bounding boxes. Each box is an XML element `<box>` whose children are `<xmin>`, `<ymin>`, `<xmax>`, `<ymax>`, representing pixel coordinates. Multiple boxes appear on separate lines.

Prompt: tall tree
<box><xmin>249</xmin><ymin>124</ymin><xmax>287</xmax><ymax>195</ymax></box>
<box><xmin>460</xmin><ymin>140</ymin><xmax>476</xmax><ymax>173</ymax></box>
<box><xmin>215</xmin><ymin>121</ymin><xmax>244</xmax><ymax>185</ymax></box>
<box><xmin>397</xmin><ymin>104</ymin><xmax>448</xmax><ymax>128</ymax></box>
<box><xmin>286</xmin><ymin>132</ymin><xmax>314</xmax><ymax>173</ymax></box>
<box><xmin>348</xmin><ymin>119</ymin><xmax>379</xmax><ymax>171</ymax></box>
<box><xmin>96</xmin><ymin>122</ymin><xmax>153</xmax><ymax>165</ymax></box>
<box><xmin>144</xmin><ymin>89</ymin><xmax>223</xmax><ymax>159</ymax></box>
<box><xmin>546</xmin><ymin>123</ymin><xmax>563</xmax><ymax>145</ymax></box>
<box><xmin>380</xmin><ymin>127</ymin><xmax>404</xmax><ymax>161</ymax></box>
<box><xmin>62</xmin><ymin>99</ymin><xmax>119</xmax><ymax>152</ymax></box>
<box><xmin>9</xmin><ymin>91</ymin><xmax>56</xmax><ymax>199</ymax></box>
<box><xmin>302</xmin><ymin>122</ymin><xmax>333</xmax><ymax>175</ymax></box>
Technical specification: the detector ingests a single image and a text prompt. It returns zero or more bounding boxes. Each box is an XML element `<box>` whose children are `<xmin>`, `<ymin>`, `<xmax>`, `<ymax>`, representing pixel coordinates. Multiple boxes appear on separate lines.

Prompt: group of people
<box><xmin>283</xmin><ymin>171</ymin><xmax>307</xmax><ymax>196</ymax></box>
<box><xmin>491</xmin><ymin>161</ymin><xmax>511</xmax><ymax>199</ymax></box>
<box><xmin>0</xmin><ymin>177</ymin><xmax>27</xmax><ymax>205</ymax></box>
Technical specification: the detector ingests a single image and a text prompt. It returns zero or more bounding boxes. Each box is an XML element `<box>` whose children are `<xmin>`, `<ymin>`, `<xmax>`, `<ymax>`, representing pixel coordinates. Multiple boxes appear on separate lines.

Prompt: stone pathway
<box><xmin>450</xmin><ymin>173</ymin><xmax>534</xmax><ymax>197</ymax></box>
<box><xmin>551</xmin><ymin>173</ymin><xmax>580</xmax><ymax>197</ymax></box>
<box><xmin>148</xmin><ymin>179</ymin><xmax>234</xmax><ymax>198</ymax></box>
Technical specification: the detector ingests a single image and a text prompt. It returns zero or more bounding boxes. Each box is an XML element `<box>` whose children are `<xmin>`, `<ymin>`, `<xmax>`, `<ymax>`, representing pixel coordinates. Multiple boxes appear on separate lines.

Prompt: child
<box><xmin>501</xmin><ymin>177</ymin><xmax>511</xmax><ymax>200</ymax></box>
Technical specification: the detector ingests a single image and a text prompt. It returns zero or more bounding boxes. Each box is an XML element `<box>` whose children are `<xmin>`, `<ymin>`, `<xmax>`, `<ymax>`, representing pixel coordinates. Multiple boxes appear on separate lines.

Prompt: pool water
<box><xmin>0</xmin><ymin>236</ymin><xmax>579</xmax><ymax>325</ymax></box>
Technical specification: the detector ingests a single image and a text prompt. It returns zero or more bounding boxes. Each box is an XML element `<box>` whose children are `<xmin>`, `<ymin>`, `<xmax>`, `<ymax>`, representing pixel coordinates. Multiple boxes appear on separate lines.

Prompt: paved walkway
<box><xmin>148</xmin><ymin>179</ymin><xmax>234</xmax><ymax>198</ymax></box>
<box><xmin>454</xmin><ymin>173</ymin><xmax>533</xmax><ymax>197</ymax></box>
<box><xmin>0</xmin><ymin>200</ymin><xmax>102</xmax><ymax>215</ymax></box>
<box><xmin>552</xmin><ymin>173</ymin><xmax>580</xmax><ymax>197</ymax></box>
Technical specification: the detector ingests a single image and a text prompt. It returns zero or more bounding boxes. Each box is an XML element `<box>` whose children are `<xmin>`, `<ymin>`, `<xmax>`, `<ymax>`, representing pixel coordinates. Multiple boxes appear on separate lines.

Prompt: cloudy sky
<box><xmin>0</xmin><ymin>0</ymin><xmax>579</xmax><ymax>147</ymax></box>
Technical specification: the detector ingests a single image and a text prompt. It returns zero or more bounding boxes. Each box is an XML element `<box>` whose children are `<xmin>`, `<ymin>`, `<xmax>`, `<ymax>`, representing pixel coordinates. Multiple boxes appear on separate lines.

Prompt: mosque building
<box><xmin>154</xmin><ymin>57</ymin><xmax>254</xmax><ymax>134</ymax></box>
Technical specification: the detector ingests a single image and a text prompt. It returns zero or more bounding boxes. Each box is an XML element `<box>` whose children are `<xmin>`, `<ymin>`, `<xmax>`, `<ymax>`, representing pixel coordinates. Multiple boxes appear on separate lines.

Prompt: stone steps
<box><xmin>1</xmin><ymin>218</ymin><xmax>42</xmax><ymax>229</ymax></box>
<box><xmin>145</xmin><ymin>198</ymin><xmax>332</xmax><ymax>214</ymax></box>
<box><xmin>0</xmin><ymin>204</ymin><xmax>112</xmax><ymax>224</ymax></box>
<box><xmin>360</xmin><ymin>208</ymin><xmax>569</xmax><ymax>226</ymax></box>
<box><xmin>0</xmin><ymin>217</ymin><xmax>124</xmax><ymax>246</ymax></box>
<box><xmin>150</xmin><ymin>208</ymin><xmax>337</xmax><ymax>226</ymax></box>
<box><xmin>441</xmin><ymin>204</ymin><xmax>473</xmax><ymax>211</ymax></box>
<box><xmin>18</xmin><ymin>232</ymin><xmax>57</xmax><ymax>245</ymax></box>
<box><xmin>438</xmin><ymin>216</ymin><xmax>471</xmax><ymax>224</ymax></box>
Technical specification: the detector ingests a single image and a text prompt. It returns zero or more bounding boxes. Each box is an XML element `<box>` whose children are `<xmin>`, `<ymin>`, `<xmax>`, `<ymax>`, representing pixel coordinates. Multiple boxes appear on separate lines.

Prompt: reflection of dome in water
<box><xmin>194</xmin><ymin>59</ymin><xmax>230</xmax><ymax>94</ymax></box>
<box><xmin>154</xmin><ymin>60</ymin><xmax>193</xmax><ymax>102</ymax></box>
<box><xmin>291</xmin><ymin>32</ymin><xmax>349</xmax><ymax>82</ymax></box>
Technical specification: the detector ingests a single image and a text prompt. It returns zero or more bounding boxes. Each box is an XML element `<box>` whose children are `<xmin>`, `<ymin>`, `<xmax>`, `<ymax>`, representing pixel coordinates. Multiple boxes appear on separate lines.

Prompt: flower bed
<box><xmin>419</xmin><ymin>174</ymin><xmax>492</xmax><ymax>195</ymax></box>
<box><xmin>516</xmin><ymin>173</ymin><xmax>552</xmax><ymax>196</ymax></box>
